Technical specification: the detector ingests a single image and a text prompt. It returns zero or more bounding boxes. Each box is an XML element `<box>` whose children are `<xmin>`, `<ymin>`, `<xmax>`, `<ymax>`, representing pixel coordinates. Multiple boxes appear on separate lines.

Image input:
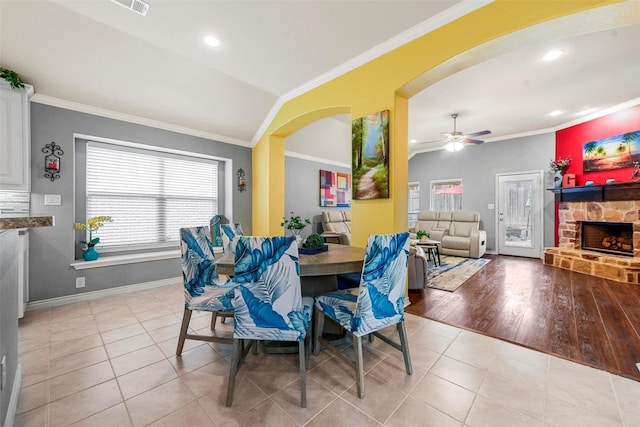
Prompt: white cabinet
<box><xmin>0</xmin><ymin>81</ymin><xmax>33</xmax><ymax>192</ymax></box>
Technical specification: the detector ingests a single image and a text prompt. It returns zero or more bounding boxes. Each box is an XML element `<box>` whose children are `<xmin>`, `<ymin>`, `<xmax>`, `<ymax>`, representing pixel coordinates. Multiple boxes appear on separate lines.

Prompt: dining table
<box><xmin>215</xmin><ymin>243</ymin><xmax>365</xmax><ymax>296</ymax></box>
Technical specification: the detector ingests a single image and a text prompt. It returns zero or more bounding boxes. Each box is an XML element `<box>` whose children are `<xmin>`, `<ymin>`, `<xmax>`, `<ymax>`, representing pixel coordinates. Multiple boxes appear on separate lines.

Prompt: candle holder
<box><xmin>43</xmin><ymin>141</ymin><xmax>63</xmax><ymax>181</ymax></box>
<box><xmin>237</xmin><ymin>168</ymin><xmax>246</xmax><ymax>192</ymax></box>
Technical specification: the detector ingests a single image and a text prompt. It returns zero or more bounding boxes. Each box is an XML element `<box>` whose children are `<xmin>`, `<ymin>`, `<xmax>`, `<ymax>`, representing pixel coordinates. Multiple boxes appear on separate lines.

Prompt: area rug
<box><xmin>426</xmin><ymin>255</ymin><xmax>491</xmax><ymax>292</ymax></box>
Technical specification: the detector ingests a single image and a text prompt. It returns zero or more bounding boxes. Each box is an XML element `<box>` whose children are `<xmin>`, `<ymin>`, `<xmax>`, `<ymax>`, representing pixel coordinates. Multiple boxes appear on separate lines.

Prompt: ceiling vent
<box><xmin>109</xmin><ymin>0</ymin><xmax>149</xmax><ymax>16</ymax></box>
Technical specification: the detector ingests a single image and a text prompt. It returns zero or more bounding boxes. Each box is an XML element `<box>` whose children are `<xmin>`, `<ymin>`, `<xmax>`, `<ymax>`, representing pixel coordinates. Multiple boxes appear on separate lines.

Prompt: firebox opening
<box><xmin>581</xmin><ymin>221</ymin><xmax>633</xmax><ymax>257</ymax></box>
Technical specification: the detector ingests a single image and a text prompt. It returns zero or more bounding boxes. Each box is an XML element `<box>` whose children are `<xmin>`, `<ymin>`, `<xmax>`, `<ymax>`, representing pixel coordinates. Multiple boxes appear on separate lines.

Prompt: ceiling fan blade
<box><xmin>418</xmin><ymin>139</ymin><xmax>446</xmax><ymax>144</ymax></box>
<box><xmin>464</xmin><ymin>138</ymin><xmax>485</xmax><ymax>145</ymax></box>
<box><xmin>465</xmin><ymin>130</ymin><xmax>491</xmax><ymax>138</ymax></box>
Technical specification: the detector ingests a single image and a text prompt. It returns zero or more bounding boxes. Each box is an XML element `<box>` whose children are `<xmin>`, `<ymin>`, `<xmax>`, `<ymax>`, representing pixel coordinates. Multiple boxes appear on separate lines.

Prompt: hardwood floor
<box><xmin>406</xmin><ymin>254</ymin><xmax>640</xmax><ymax>381</ymax></box>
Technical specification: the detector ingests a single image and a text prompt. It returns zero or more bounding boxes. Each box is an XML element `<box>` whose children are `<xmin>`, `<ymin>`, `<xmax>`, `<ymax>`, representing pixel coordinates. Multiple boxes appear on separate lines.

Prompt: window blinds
<box><xmin>85</xmin><ymin>142</ymin><xmax>218</xmax><ymax>248</ymax></box>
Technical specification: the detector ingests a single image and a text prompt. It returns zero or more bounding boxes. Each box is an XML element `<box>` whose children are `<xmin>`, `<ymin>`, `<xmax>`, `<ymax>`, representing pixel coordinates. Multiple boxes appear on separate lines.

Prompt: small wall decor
<box><xmin>352</xmin><ymin>109</ymin><xmax>390</xmax><ymax>199</ymax></box>
<box><xmin>43</xmin><ymin>141</ymin><xmax>63</xmax><ymax>181</ymax></box>
<box><xmin>236</xmin><ymin>168</ymin><xmax>246</xmax><ymax>192</ymax></box>
<box><xmin>582</xmin><ymin>130</ymin><xmax>640</xmax><ymax>172</ymax></box>
<box><xmin>319</xmin><ymin>169</ymin><xmax>351</xmax><ymax>207</ymax></box>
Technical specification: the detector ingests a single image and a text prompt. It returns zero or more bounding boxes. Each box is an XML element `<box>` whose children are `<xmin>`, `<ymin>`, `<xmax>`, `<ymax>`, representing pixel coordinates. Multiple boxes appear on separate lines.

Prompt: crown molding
<box><xmin>284</xmin><ymin>151</ymin><xmax>350</xmax><ymax>169</ymax></box>
<box><xmin>31</xmin><ymin>94</ymin><xmax>251</xmax><ymax>148</ymax></box>
<box><xmin>251</xmin><ymin>0</ymin><xmax>492</xmax><ymax>146</ymax></box>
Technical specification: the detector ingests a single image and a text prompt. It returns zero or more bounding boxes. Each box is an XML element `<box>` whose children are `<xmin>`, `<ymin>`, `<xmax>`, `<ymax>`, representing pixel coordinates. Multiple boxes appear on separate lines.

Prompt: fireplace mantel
<box><xmin>549</xmin><ymin>182</ymin><xmax>640</xmax><ymax>202</ymax></box>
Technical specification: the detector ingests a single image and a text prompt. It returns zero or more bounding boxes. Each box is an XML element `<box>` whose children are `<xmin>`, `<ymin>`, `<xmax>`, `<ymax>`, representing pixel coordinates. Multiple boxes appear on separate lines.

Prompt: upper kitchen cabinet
<box><xmin>0</xmin><ymin>81</ymin><xmax>34</xmax><ymax>192</ymax></box>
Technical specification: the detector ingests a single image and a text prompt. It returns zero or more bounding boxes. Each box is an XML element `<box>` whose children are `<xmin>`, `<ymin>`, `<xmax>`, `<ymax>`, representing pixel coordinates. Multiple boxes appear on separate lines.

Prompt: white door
<box><xmin>496</xmin><ymin>171</ymin><xmax>543</xmax><ymax>258</ymax></box>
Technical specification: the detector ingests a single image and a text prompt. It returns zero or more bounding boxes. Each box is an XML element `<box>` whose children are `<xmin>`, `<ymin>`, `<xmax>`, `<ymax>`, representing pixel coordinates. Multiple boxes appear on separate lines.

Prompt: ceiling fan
<box><xmin>420</xmin><ymin>113</ymin><xmax>491</xmax><ymax>151</ymax></box>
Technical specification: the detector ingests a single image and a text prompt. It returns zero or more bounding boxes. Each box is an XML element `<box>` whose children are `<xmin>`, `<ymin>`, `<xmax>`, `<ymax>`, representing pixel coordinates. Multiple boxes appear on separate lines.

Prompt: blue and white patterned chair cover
<box><xmin>220</xmin><ymin>222</ymin><xmax>243</xmax><ymax>255</ymax></box>
<box><xmin>226</xmin><ymin>235</ymin><xmax>313</xmax><ymax>408</ymax></box>
<box><xmin>313</xmin><ymin>232</ymin><xmax>412</xmax><ymax>398</ymax></box>
<box><xmin>176</xmin><ymin>227</ymin><xmax>236</xmax><ymax>356</ymax></box>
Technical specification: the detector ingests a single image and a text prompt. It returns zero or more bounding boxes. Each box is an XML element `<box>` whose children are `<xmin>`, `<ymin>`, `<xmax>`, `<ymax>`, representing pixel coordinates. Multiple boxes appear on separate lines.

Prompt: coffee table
<box><xmin>417</xmin><ymin>239</ymin><xmax>441</xmax><ymax>266</ymax></box>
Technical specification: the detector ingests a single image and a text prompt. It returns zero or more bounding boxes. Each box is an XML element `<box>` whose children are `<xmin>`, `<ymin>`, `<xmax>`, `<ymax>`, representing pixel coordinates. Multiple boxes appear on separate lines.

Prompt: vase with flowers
<box><xmin>550</xmin><ymin>156</ymin><xmax>571</xmax><ymax>188</ymax></box>
<box><xmin>281</xmin><ymin>211</ymin><xmax>311</xmax><ymax>246</ymax></box>
<box><xmin>74</xmin><ymin>216</ymin><xmax>113</xmax><ymax>261</ymax></box>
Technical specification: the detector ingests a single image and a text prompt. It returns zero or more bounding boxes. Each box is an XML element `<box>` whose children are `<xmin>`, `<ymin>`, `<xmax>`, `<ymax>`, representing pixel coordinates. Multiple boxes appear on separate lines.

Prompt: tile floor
<box><xmin>14</xmin><ymin>283</ymin><xmax>640</xmax><ymax>426</ymax></box>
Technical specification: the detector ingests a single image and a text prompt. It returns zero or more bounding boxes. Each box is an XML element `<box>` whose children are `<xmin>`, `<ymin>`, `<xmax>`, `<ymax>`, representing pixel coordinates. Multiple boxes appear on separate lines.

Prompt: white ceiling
<box><xmin>1</xmin><ymin>1</ymin><xmax>639</xmax><ymax>160</ymax></box>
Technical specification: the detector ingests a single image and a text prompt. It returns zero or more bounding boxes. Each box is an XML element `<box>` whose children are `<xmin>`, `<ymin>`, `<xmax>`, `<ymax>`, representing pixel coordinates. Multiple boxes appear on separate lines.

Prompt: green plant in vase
<box><xmin>281</xmin><ymin>211</ymin><xmax>311</xmax><ymax>242</ymax></box>
<box><xmin>416</xmin><ymin>230</ymin><xmax>430</xmax><ymax>241</ymax></box>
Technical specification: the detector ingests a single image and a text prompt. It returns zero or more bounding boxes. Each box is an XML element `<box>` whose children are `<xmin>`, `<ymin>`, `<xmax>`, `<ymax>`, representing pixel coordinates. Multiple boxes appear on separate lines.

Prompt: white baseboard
<box><xmin>4</xmin><ymin>364</ymin><xmax>21</xmax><ymax>427</ymax></box>
<box><xmin>26</xmin><ymin>277</ymin><xmax>181</xmax><ymax>312</ymax></box>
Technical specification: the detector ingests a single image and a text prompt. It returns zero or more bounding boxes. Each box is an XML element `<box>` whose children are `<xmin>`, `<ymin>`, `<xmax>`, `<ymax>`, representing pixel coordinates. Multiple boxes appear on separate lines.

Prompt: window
<box><xmin>408</xmin><ymin>182</ymin><xmax>420</xmax><ymax>227</ymax></box>
<box><xmin>430</xmin><ymin>179</ymin><xmax>463</xmax><ymax>211</ymax></box>
<box><xmin>83</xmin><ymin>140</ymin><xmax>218</xmax><ymax>249</ymax></box>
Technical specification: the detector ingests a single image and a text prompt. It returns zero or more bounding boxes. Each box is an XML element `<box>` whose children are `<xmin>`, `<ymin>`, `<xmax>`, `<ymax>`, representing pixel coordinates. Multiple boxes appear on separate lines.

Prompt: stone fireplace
<box><xmin>544</xmin><ymin>199</ymin><xmax>640</xmax><ymax>284</ymax></box>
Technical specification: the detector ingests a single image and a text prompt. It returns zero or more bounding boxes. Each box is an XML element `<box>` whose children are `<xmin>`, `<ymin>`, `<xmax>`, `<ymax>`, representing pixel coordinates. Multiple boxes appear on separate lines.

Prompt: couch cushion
<box><xmin>453</xmin><ymin>211</ymin><xmax>480</xmax><ymax>223</ymax></box>
<box><xmin>323</xmin><ymin>211</ymin><xmax>344</xmax><ymax>223</ymax></box>
<box><xmin>442</xmin><ymin>235</ymin><xmax>471</xmax><ymax>250</ymax></box>
<box><xmin>451</xmin><ymin>221</ymin><xmax>478</xmax><ymax>237</ymax></box>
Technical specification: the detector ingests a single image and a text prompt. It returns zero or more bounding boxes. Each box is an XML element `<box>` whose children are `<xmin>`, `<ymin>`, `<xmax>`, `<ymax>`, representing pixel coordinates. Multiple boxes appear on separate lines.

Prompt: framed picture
<box><xmin>320</xmin><ymin>169</ymin><xmax>351</xmax><ymax>207</ymax></box>
<box><xmin>582</xmin><ymin>130</ymin><xmax>640</xmax><ymax>172</ymax></box>
<box><xmin>352</xmin><ymin>110</ymin><xmax>390</xmax><ymax>199</ymax></box>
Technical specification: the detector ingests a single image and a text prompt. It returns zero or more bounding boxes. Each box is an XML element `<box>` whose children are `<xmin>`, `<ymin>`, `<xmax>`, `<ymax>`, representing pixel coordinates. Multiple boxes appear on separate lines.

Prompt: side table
<box><xmin>417</xmin><ymin>239</ymin><xmax>441</xmax><ymax>266</ymax></box>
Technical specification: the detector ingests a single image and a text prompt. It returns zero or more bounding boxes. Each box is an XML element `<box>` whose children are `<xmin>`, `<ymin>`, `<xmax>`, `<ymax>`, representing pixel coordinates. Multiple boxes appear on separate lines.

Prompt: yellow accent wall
<box><xmin>252</xmin><ymin>0</ymin><xmax>623</xmax><ymax>246</ymax></box>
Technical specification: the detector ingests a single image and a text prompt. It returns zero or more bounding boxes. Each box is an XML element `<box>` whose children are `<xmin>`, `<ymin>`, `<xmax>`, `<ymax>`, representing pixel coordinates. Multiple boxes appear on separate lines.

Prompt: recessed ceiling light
<box><xmin>409</xmin><ymin>139</ymin><xmax>417</xmax><ymax>144</ymax></box>
<box><xmin>202</xmin><ymin>34</ymin><xmax>222</xmax><ymax>48</ymax></box>
<box><xmin>549</xmin><ymin>110</ymin><xmax>562</xmax><ymax>116</ymax></box>
<box><xmin>542</xmin><ymin>49</ymin><xmax>565</xmax><ymax>61</ymax></box>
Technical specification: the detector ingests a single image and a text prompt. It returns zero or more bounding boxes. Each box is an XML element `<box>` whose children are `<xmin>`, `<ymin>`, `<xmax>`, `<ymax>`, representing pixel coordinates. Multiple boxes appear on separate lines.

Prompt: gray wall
<box><xmin>0</xmin><ymin>230</ymin><xmax>19</xmax><ymax>426</ymax></box>
<box><xmin>408</xmin><ymin>133</ymin><xmax>556</xmax><ymax>252</ymax></box>
<box><xmin>284</xmin><ymin>156</ymin><xmax>350</xmax><ymax>237</ymax></box>
<box><xmin>29</xmin><ymin>103</ymin><xmax>252</xmax><ymax>301</ymax></box>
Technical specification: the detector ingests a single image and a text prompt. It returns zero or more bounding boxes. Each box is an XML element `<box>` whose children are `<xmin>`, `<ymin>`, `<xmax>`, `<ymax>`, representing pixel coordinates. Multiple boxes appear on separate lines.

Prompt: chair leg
<box><xmin>353</xmin><ymin>335</ymin><xmax>365</xmax><ymax>399</ymax></box>
<box><xmin>313</xmin><ymin>307</ymin><xmax>325</xmax><ymax>355</ymax></box>
<box><xmin>226</xmin><ymin>338</ymin><xmax>243</xmax><ymax>407</ymax></box>
<box><xmin>176</xmin><ymin>309</ymin><xmax>192</xmax><ymax>356</ymax></box>
<box><xmin>298</xmin><ymin>340</ymin><xmax>307</xmax><ymax>408</ymax></box>
<box><xmin>397</xmin><ymin>321</ymin><xmax>413</xmax><ymax>375</ymax></box>
<box><xmin>210</xmin><ymin>312</ymin><xmax>218</xmax><ymax>330</ymax></box>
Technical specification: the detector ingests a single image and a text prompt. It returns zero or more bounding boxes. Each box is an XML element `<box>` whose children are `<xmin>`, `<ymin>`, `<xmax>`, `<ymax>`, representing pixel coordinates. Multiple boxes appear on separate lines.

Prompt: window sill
<box><xmin>70</xmin><ymin>250</ymin><xmax>181</xmax><ymax>270</ymax></box>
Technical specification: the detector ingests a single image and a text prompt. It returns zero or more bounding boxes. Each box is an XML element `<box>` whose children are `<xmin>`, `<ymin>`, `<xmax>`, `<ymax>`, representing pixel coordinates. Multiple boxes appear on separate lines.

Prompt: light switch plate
<box><xmin>44</xmin><ymin>194</ymin><xmax>61</xmax><ymax>206</ymax></box>
<box><xmin>488</xmin><ymin>203</ymin><xmax>495</xmax><ymax>209</ymax></box>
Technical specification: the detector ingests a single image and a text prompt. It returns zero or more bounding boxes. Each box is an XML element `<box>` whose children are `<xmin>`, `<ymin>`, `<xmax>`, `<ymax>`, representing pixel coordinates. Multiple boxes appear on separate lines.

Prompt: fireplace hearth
<box><xmin>582</xmin><ymin>221</ymin><xmax>633</xmax><ymax>257</ymax></box>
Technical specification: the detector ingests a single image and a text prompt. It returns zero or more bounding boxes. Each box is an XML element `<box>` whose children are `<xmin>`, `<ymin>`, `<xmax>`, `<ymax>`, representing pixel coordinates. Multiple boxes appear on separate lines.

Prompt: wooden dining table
<box><xmin>215</xmin><ymin>243</ymin><xmax>366</xmax><ymax>296</ymax></box>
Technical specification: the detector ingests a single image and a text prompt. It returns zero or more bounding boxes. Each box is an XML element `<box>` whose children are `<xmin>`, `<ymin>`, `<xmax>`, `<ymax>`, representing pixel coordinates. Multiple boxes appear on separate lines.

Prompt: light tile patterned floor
<box><xmin>14</xmin><ymin>283</ymin><xmax>640</xmax><ymax>426</ymax></box>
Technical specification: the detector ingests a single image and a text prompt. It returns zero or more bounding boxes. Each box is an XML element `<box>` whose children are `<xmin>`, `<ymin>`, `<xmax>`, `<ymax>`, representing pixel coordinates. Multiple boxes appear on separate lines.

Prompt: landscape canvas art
<box><xmin>582</xmin><ymin>130</ymin><xmax>640</xmax><ymax>172</ymax></box>
<box><xmin>352</xmin><ymin>110</ymin><xmax>390</xmax><ymax>200</ymax></box>
<box><xmin>319</xmin><ymin>169</ymin><xmax>351</xmax><ymax>207</ymax></box>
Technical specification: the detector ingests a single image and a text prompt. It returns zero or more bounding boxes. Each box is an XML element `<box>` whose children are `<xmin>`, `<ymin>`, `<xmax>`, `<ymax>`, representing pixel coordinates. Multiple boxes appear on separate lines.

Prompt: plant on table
<box><xmin>416</xmin><ymin>230</ymin><xmax>430</xmax><ymax>241</ymax></box>
<box><xmin>304</xmin><ymin>233</ymin><xmax>325</xmax><ymax>249</ymax></box>
<box><xmin>281</xmin><ymin>211</ymin><xmax>311</xmax><ymax>238</ymax></box>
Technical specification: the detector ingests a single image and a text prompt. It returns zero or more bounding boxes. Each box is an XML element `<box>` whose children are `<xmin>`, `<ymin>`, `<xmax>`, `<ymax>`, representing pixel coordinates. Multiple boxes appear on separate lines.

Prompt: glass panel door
<box><xmin>497</xmin><ymin>172</ymin><xmax>543</xmax><ymax>258</ymax></box>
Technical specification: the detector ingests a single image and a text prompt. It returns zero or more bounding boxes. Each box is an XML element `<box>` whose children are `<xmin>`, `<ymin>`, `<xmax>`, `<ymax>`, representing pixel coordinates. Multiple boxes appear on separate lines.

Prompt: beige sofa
<box><xmin>412</xmin><ymin>211</ymin><xmax>486</xmax><ymax>258</ymax></box>
<box><xmin>321</xmin><ymin>210</ymin><xmax>351</xmax><ymax>245</ymax></box>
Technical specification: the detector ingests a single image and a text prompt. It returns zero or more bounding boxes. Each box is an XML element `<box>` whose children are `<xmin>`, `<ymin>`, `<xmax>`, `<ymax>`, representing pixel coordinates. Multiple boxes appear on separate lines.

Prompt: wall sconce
<box><xmin>43</xmin><ymin>141</ymin><xmax>64</xmax><ymax>181</ymax></box>
<box><xmin>237</xmin><ymin>168</ymin><xmax>246</xmax><ymax>192</ymax></box>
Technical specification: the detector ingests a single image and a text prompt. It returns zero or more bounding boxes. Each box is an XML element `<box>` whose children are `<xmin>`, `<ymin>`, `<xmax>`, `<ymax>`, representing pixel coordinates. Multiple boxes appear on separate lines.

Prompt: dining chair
<box><xmin>313</xmin><ymin>232</ymin><xmax>412</xmax><ymax>399</ymax></box>
<box><xmin>176</xmin><ymin>226</ymin><xmax>236</xmax><ymax>355</ymax></box>
<box><xmin>226</xmin><ymin>235</ymin><xmax>313</xmax><ymax>408</ymax></box>
<box><xmin>220</xmin><ymin>222</ymin><xmax>243</xmax><ymax>255</ymax></box>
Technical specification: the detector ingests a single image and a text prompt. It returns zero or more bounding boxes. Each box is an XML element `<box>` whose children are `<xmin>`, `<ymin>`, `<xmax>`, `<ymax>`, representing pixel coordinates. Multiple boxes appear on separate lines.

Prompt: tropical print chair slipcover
<box><xmin>226</xmin><ymin>235</ymin><xmax>313</xmax><ymax>408</ymax></box>
<box><xmin>313</xmin><ymin>232</ymin><xmax>412</xmax><ymax>398</ymax></box>
<box><xmin>176</xmin><ymin>227</ymin><xmax>236</xmax><ymax>356</ymax></box>
<box><xmin>220</xmin><ymin>222</ymin><xmax>243</xmax><ymax>255</ymax></box>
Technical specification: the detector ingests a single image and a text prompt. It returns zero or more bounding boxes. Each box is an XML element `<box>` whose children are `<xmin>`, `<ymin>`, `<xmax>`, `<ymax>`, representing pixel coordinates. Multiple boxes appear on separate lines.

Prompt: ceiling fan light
<box><xmin>445</xmin><ymin>141</ymin><xmax>464</xmax><ymax>152</ymax></box>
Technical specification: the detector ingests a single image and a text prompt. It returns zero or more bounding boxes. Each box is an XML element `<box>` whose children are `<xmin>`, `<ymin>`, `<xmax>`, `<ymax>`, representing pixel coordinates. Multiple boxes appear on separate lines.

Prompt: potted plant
<box><xmin>300</xmin><ymin>233</ymin><xmax>328</xmax><ymax>254</ymax></box>
<box><xmin>281</xmin><ymin>211</ymin><xmax>311</xmax><ymax>244</ymax></box>
<box><xmin>416</xmin><ymin>230</ymin><xmax>430</xmax><ymax>242</ymax></box>
<box><xmin>73</xmin><ymin>215</ymin><xmax>113</xmax><ymax>261</ymax></box>
<box><xmin>550</xmin><ymin>155</ymin><xmax>571</xmax><ymax>188</ymax></box>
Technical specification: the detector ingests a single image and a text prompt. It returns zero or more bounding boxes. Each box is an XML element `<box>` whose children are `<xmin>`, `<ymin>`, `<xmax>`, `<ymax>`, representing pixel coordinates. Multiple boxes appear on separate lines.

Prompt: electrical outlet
<box><xmin>1</xmin><ymin>355</ymin><xmax>6</xmax><ymax>391</ymax></box>
<box><xmin>76</xmin><ymin>277</ymin><xmax>85</xmax><ymax>288</ymax></box>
